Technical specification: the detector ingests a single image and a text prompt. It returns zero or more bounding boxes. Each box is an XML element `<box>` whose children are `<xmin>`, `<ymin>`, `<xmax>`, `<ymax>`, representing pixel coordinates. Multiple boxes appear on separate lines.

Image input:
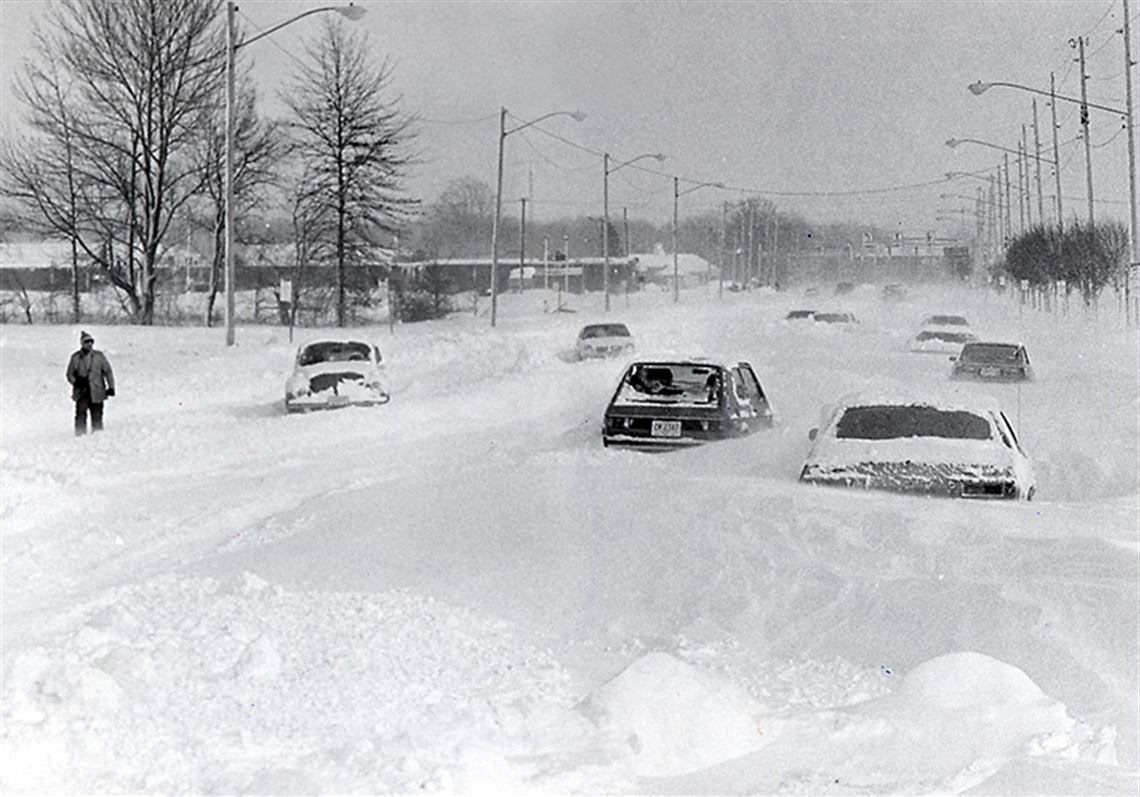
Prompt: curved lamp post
<box><xmin>672</xmin><ymin>180</ymin><xmax>724</xmax><ymax>302</ymax></box>
<box><xmin>225</xmin><ymin>2</ymin><xmax>365</xmax><ymax>346</ymax></box>
<box><xmin>968</xmin><ymin>77</ymin><xmax>1136</xmax><ymax>288</ymax></box>
<box><xmin>946</xmin><ymin>136</ymin><xmax>1060</xmax><ymax>227</ymax></box>
<box><xmin>604</xmin><ymin>152</ymin><xmax>665</xmax><ymax>311</ymax></box>
<box><xmin>490</xmin><ymin>108</ymin><xmax>586</xmax><ymax>327</ymax></box>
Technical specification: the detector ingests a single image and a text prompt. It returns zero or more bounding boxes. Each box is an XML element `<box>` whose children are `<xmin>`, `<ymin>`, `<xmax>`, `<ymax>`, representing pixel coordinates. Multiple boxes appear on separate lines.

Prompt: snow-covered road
<box><xmin>2</xmin><ymin>283</ymin><xmax>1137</xmax><ymax>793</ymax></box>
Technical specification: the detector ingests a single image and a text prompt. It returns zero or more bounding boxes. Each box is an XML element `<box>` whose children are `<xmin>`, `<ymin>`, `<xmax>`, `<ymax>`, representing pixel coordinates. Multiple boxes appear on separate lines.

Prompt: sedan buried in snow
<box><xmin>910</xmin><ymin>327</ymin><xmax>980</xmax><ymax>354</ymax></box>
<box><xmin>576</xmin><ymin>323</ymin><xmax>635</xmax><ymax>360</ymax></box>
<box><xmin>603</xmin><ymin>358</ymin><xmax>774</xmax><ymax>450</ymax></box>
<box><xmin>285</xmin><ymin>339</ymin><xmax>390</xmax><ymax>413</ymax></box>
<box><xmin>799</xmin><ymin>393</ymin><xmax>1035</xmax><ymax>500</ymax></box>
<box><xmin>950</xmin><ymin>341</ymin><xmax>1034</xmax><ymax>383</ymax></box>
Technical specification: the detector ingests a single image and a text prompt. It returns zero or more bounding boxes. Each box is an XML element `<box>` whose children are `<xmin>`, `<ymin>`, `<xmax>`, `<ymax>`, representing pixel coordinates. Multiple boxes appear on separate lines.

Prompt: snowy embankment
<box><xmin>1</xmin><ymin>283</ymin><xmax>1137</xmax><ymax>794</ymax></box>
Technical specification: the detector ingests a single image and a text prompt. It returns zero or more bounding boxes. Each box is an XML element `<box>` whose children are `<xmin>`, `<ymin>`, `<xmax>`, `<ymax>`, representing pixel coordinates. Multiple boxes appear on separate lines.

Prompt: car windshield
<box><xmin>299</xmin><ymin>341</ymin><xmax>372</xmax><ymax>366</ymax></box>
<box><xmin>623</xmin><ymin>363</ymin><xmax>723</xmax><ymax>404</ymax></box>
<box><xmin>960</xmin><ymin>344</ymin><xmax>1021</xmax><ymax>364</ymax></box>
<box><xmin>836</xmin><ymin>405</ymin><xmax>992</xmax><ymax>440</ymax></box>
<box><xmin>924</xmin><ymin>315</ymin><xmax>968</xmax><ymax>326</ymax></box>
<box><xmin>786</xmin><ymin>310</ymin><xmax>815</xmax><ymax>319</ymax></box>
<box><xmin>916</xmin><ymin>330</ymin><xmax>974</xmax><ymax>343</ymax></box>
<box><xmin>581</xmin><ymin>324</ymin><xmax>630</xmax><ymax>339</ymax></box>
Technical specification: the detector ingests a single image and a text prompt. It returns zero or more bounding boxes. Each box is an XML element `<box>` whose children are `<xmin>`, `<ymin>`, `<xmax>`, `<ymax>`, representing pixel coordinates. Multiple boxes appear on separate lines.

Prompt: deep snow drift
<box><xmin>1</xmin><ymin>282</ymin><xmax>1137</xmax><ymax>794</ymax></box>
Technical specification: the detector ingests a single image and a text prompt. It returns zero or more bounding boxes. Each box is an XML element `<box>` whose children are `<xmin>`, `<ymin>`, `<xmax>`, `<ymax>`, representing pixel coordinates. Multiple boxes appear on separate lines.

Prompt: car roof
<box><xmin>299</xmin><ymin>338</ymin><xmax>373</xmax><ymax>348</ymax></box>
<box><xmin>830</xmin><ymin>390</ymin><xmax>1005</xmax><ymax>415</ymax></box>
<box><xmin>962</xmin><ymin>340</ymin><xmax>1025</xmax><ymax>348</ymax></box>
<box><xmin>628</xmin><ymin>355</ymin><xmax>749</xmax><ymax>370</ymax></box>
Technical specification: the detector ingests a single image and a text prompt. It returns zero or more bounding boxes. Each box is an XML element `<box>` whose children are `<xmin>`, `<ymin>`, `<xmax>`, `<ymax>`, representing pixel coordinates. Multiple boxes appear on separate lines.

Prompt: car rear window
<box><xmin>581</xmin><ymin>324</ymin><xmax>630</xmax><ymax>339</ymax></box>
<box><xmin>960</xmin><ymin>344</ymin><xmax>1020</xmax><ymax>363</ymax></box>
<box><xmin>299</xmin><ymin>341</ymin><xmax>372</xmax><ymax>365</ymax></box>
<box><xmin>925</xmin><ymin>315</ymin><xmax>968</xmax><ymax>326</ymax></box>
<box><xmin>623</xmin><ymin>364</ymin><xmax>723</xmax><ymax>404</ymax></box>
<box><xmin>916</xmin><ymin>330</ymin><xmax>974</xmax><ymax>343</ymax></box>
<box><xmin>835</xmin><ymin>405</ymin><xmax>992</xmax><ymax>440</ymax></box>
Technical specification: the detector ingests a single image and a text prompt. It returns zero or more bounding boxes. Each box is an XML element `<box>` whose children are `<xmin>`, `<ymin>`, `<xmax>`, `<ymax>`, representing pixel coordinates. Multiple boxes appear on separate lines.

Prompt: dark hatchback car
<box><xmin>950</xmin><ymin>342</ymin><xmax>1034</xmax><ymax>382</ymax></box>
<box><xmin>603</xmin><ymin>359</ymin><xmax>774</xmax><ymax>450</ymax></box>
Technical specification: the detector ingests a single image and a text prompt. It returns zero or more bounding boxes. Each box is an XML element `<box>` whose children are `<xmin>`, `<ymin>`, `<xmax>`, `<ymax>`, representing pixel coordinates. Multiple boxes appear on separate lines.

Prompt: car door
<box><xmin>732</xmin><ymin>363</ymin><xmax>773</xmax><ymax>431</ymax></box>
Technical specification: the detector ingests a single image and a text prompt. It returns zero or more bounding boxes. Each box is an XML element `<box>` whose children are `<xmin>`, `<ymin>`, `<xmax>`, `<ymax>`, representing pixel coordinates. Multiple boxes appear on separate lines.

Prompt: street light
<box><xmin>968</xmin><ymin>77</ymin><xmax>1136</xmax><ymax>291</ymax></box>
<box><xmin>490</xmin><ymin>108</ymin><xmax>586</xmax><ymax>327</ymax></box>
<box><xmin>946</xmin><ymin>136</ymin><xmax>1060</xmax><ymax>227</ymax></box>
<box><xmin>672</xmin><ymin>179</ymin><xmax>724</xmax><ymax>303</ymax></box>
<box><xmin>604</xmin><ymin>152</ymin><xmax>665</xmax><ymax>311</ymax></box>
<box><xmin>224</xmin><ymin>1</ymin><xmax>365</xmax><ymax>346</ymax></box>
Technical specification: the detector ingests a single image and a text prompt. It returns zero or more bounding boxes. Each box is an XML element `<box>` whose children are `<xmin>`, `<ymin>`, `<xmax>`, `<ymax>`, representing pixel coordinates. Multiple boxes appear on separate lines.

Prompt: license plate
<box><xmin>980</xmin><ymin>366</ymin><xmax>999</xmax><ymax>377</ymax></box>
<box><xmin>651</xmin><ymin>420</ymin><xmax>682</xmax><ymax>437</ymax></box>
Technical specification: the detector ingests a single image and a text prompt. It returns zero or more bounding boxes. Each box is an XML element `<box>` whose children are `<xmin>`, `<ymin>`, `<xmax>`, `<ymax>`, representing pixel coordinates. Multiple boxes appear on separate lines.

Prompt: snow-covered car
<box><xmin>950</xmin><ymin>341</ymin><xmax>1034</xmax><ymax>383</ymax></box>
<box><xmin>575</xmin><ymin>323</ymin><xmax>635</xmax><ymax>360</ymax></box>
<box><xmin>910</xmin><ymin>327</ymin><xmax>980</xmax><ymax>354</ymax></box>
<box><xmin>785</xmin><ymin>309</ymin><xmax>816</xmax><ymax>320</ymax></box>
<box><xmin>881</xmin><ymin>283</ymin><xmax>907</xmax><ymax>301</ymax></box>
<box><xmin>922</xmin><ymin>314</ymin><xmax>970</xmax><ymax>327</ymax></box>
<box><xmin>813</xmin><ymin>311</ymin><xmax>858</xmax><ymax>325</ymax></box>
<box><xmin>603</xmin><ymin>358</ymin><xmax>774</xmax><ymax>450</ymax></box>
<box><xmin>799</xmin><ymin>393</ymin><xmax>1035</xmax><ymax>500</ymax></box>
<box><xmin>285</xmin><ymin>339</ymin><xmax>390</xmax><ymax>413</ymax></box>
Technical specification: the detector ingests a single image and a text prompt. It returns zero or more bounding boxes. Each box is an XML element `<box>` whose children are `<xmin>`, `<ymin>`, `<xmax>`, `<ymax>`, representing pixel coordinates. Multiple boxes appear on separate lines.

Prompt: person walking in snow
<box><xmin>66</xmin><ymin>331</ymin><xmax>115</xmax><ymax>436</ymax></box>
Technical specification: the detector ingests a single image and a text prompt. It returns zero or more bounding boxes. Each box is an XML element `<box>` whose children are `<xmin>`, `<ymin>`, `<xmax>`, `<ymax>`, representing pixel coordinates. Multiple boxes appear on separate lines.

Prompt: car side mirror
<box><xmin>948</xmin><ymin>356</ymin><xmax>957</xmax><ymax>362</ymax></box>
<box><xmin>808</xmin><ymin>428</ymin><xmax>818</xmax><ymax>441</ymax></box>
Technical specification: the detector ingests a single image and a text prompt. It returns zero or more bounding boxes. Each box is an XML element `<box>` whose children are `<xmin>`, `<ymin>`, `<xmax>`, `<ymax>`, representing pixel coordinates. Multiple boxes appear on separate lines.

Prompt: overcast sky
<box><xmin>1</xmin><ymin>0</ymin><xmax>1134</xmax><ymax>234</ymax></box>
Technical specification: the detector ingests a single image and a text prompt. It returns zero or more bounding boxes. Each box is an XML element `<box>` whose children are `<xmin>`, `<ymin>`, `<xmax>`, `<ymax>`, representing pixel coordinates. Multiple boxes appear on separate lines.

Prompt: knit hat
<box><xmin>80</xmin><ymin>331</ymin><xmax>94</xmax><ymax>343</ymax></box>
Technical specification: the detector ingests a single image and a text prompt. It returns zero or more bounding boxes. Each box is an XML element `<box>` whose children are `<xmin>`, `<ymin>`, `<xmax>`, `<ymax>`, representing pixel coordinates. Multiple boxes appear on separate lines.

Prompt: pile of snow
<box><xmin>2</xmin><ymin>282</ymin><xmax>1136</xmax><ymax>793</ymax></box>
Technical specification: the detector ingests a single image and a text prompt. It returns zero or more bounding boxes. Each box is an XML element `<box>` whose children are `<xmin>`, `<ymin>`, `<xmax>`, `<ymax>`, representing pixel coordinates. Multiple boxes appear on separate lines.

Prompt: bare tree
<box><xmin>414</xmin><ymin>176</ymin><xmax>494</xmax><ymax>258</ymax></box>
<box><xmin>284</xmin><ymin>19</ymin><xmax>417</xmax><ymax>327</ymax></box>
<box><xmin>2</xmin><ymin>0</ymin><xmax>226</xmax><ymax>324</ymax></box>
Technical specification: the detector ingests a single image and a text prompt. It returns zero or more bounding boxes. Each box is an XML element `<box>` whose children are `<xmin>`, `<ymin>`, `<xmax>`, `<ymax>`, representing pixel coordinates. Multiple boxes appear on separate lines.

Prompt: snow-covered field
<box><xmin>2</xmin><ymin>282</ymin><xmax>1137</xmax><ymax>794</ymax></box>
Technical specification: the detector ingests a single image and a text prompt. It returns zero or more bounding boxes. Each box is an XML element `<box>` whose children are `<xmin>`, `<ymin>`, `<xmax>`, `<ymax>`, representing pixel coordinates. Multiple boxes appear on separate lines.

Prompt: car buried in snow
<box><xmin>799</xmin><ymin>393</ymin><xmax>1035</xmax><ymax>500</ymax></box>
<box><xmin>285</xmin><ymin>339</ymin><xmax>390</xmax><ymax>413</ymax></box>
<box><xmin>575</xmin><ymin>322</ymin><xmax>636</xmax><ymax>360</ymax></box>
<box><xmin>950</xmin><ymin>341</ymin><xmax>1034</xmax><ymax>383</ymax></box>
<box><xmin>922</xmin><ymin>314</ymin><xmax>970</xmax><ymax>328</ymax></box>
<box><xmin>813</xmin><ymin>310</ymin><xmax>858</xmax><ymax>325</ymax></box>
<box><xmin>909</xmin><ymin>327</ymin><xmax>980</xmax><ymax>354</ymax></box>
<box><xmin>603</xmin><ymin>358</ymin><xmax>774</xmax><ymax>450</ymax></box>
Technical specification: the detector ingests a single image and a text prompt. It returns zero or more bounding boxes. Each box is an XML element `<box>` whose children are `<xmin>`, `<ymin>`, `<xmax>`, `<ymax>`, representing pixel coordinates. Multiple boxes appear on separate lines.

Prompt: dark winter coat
<box><xmin>66</xmin><ymin>348</ymin><xmax>115</xmax><ymax>403</ymax></box>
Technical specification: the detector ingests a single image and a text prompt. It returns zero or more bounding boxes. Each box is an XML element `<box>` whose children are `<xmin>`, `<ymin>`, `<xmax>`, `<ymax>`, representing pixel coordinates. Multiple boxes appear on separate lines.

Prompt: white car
<box><xmin>799</xmin><ymin>392</ymin><xmax>1035</xmax><ymax>500</ymax></box>
<box><xmin>285</xmin><ymin>339</ymin><xmax>390</xmax><ymax>413</ymax></box>
<box><xmin>576</xmin><ymin>323</ymin><xmax>635</xmax><ymax>360</ymax></box>
<box><xmin>909</xmin><ymin>326</ymin><xmax>979</xmax><ymax>354</ymax></box>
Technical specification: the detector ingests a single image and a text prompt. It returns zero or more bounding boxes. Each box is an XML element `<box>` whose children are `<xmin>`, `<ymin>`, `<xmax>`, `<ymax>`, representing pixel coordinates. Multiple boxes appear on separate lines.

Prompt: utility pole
<box><xmin>1032</xmin><ymin>100</ymin><xmax>1045</xmax><ymax>224</ymax></box>
<box><xmin>746</xmin><ymin>199</ymin><xmax>756</xmax><ymax>285</ymax></box>
<box><xmin>1050</xmin><ymin>73</ymin><xmax>1065</xmax><ymax>230</ymax></box>
<box><xmin>542</xmin><ymin>236</ymin><xmax>549</xmax><ymax>291</ymax></box>
<box><xmin>1021</xmin><ymin>131</ymin><xmax>1030</xmax><ymax>230</ymax></box>
<box><xmin>1123</xmin><ymin>0</ymin><xmax>1138</xmax><ymax>325</ymax></box>
<box><xmin>518</xmin><ymin>198</ymin><xmax>527</xmax><ymax>293</ymax></box>
<box><xmin>1074</xmin><ymin>36</ymin><xmax>1095</xmax><ymax>224</ymax></box>
<box><xmin>1004</xmin><ymin>154</ymin><xmax>1013</xmax><ymax>239</ymax></box>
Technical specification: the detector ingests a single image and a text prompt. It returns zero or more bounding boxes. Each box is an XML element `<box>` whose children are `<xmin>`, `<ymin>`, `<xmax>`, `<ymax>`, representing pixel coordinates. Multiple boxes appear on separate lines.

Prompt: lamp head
<box><xmin>945</xmin><ymin>138</ymin><xmax>961</xmax><ymax>148</ymax></box>
<box><xmin>967</xmin><ymin>81</ymin><xmax>991</xmax><ymax>96</ymax></box>
<box><xmin>336</xmin><ymin>3</ymin><xmax>367</xmax><ymax>21</ymax></box>
<box><xmin>652</xmin><ymin>154</ymin><xmax>667</xmax><ymax>162</ymax></box>
<box><xmin>568</xmin><ymin>111</ymin><xmax>587</xmax><ymax>122</ymax></box>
